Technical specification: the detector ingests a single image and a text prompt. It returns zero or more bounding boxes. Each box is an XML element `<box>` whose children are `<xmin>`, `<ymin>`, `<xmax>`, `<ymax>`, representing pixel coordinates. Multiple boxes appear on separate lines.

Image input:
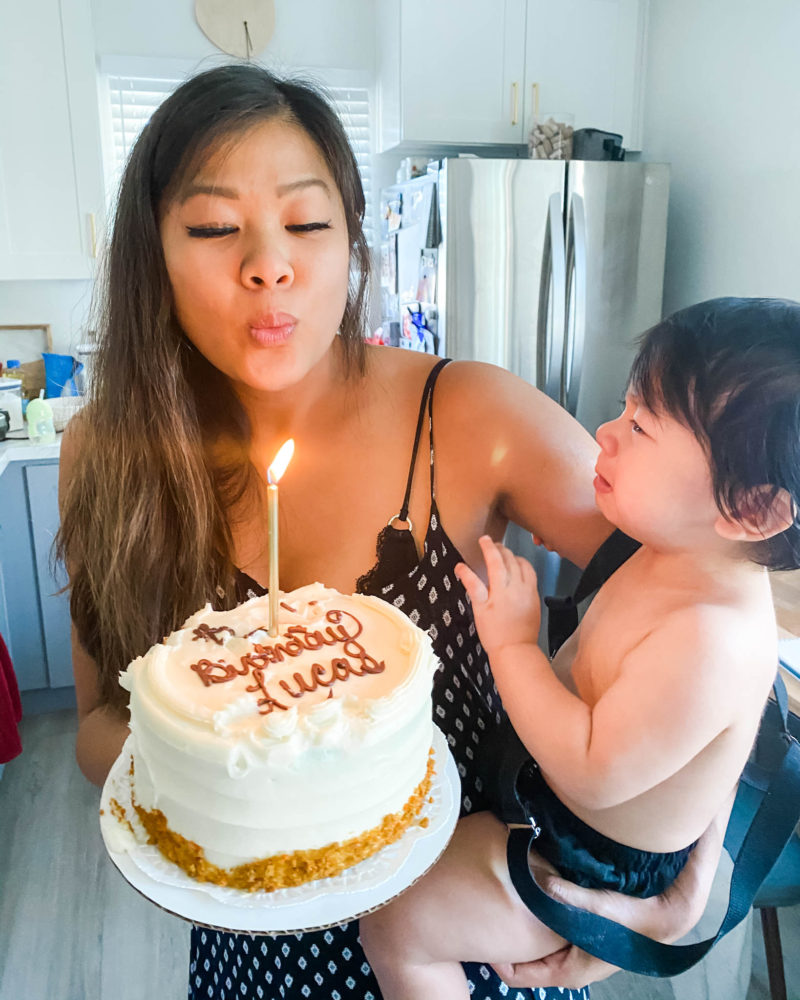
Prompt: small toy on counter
<box><xmin>25</xmin><ymin>390</ymin><xmax>57</xmax><ymax>445</ymax></box>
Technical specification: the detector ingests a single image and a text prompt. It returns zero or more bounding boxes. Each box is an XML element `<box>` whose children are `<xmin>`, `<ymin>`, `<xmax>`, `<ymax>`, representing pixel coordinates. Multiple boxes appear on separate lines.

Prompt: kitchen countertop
<box><xmin>0</xmin><ymin>434</ymin><xmax>62</xmax><ymax>476</ymax></box>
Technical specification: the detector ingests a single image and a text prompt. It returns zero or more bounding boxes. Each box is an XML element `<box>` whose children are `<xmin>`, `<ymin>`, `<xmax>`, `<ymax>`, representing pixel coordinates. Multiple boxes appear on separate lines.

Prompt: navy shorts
<box><xmin>515</xmin><ymin>758</ymin><xmax>694</xmax><ymax>899</ymax></box>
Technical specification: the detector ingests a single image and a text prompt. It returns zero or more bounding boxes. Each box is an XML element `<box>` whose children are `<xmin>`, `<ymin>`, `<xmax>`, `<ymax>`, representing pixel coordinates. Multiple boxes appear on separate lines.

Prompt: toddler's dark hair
<box><xmin>629</xmin><ymin>297</ymin><xmax>800</xmax><ymax>570</ymax></box>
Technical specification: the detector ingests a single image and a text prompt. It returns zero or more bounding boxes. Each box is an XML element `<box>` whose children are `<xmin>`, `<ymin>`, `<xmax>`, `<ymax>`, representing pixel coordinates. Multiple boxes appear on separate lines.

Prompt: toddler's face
<box><xmin>593</xmin><ymin>395</ymin><xmax>721</xmax><ymax>549</ymax></box>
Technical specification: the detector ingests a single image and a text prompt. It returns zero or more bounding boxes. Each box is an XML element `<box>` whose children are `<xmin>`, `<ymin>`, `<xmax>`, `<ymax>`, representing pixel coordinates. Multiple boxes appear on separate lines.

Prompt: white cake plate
<box><xmin>99</xmin><ymin>726</ymin><xmax>460</xmax><ymax>934</ymax></box>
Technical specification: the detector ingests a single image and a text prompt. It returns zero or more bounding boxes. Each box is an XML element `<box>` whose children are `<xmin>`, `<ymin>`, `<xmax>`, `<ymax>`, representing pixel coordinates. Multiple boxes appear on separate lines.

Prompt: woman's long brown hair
<box><xmin>57</xmin><ymin>65</ymin><xmax>370</xmax><ymax>711</ymax></box>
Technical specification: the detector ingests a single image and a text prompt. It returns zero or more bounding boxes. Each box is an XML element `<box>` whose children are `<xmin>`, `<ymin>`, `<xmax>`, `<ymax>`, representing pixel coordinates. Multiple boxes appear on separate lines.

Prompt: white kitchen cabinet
<box><xmin>376</xmin><ymin>0</ymin><xmax>647</xmax><ymax>152</ymax></box>
<box><xmin>377</xmin><ymin>0</ymin><xmax>528</xmax><ymax>149</ymax></box>
<box><xmin>523</xmin><ymin>0</ymin><xmax>646</xmax><ymax>150</ymax></box>
<box><xmin>0</xmin><ymin>0</ymin><xmax>105</xmax><ymax>280</ymax></box>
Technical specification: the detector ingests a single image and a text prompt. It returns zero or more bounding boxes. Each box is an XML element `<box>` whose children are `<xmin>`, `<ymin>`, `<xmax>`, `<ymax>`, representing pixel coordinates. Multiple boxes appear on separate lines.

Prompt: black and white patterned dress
<box><xmin>188</xmin><ymin>359</ymin><xmax>590</xmax><ymax>1000</ymax></box>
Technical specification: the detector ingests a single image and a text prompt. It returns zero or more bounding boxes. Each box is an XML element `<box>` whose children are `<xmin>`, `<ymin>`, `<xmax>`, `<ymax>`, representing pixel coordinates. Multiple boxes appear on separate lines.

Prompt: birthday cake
<box><xmin>116</xmin><ymin>583</ymin><xmax>438</xmax><ymax>891</ymax></box>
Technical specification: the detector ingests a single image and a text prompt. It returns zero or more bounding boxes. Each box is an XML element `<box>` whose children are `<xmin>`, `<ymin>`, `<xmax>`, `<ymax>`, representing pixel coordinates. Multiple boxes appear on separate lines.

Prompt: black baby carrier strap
<box><xmin>543</xmin><ymin>529</ymin><xmax>641</xmax><ymax>657</ymax></box>
<box><xmin>504</xmin><ymin>529</ymin><xmax>800</xmax><ymax>977</ymax></box>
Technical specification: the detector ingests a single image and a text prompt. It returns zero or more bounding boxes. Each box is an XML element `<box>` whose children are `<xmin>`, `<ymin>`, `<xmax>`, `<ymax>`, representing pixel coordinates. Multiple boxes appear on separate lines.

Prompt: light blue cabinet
<box><xmin>0</xmin><ymin>458</ymin><xmax>73</xmax><ymax>698</ymax></box>
<box><xmin>26</xmin><ymin>464</ymin><xmax>73</xmax><ymax>688</ymax></box>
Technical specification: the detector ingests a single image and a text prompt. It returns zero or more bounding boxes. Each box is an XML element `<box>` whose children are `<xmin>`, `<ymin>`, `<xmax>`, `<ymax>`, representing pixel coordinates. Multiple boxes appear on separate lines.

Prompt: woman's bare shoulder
<box><xmin>368</xmin><ymin>349</ymin><xmax>535</xmax><ymax>404</ymax></box>
<box><xmin>435</xmin><ymin>358</ymin><xmax>583</xmax><ymax>436</ymax></box>
<box><xmin>58</xmin><ymin>408</ymin><xmax>91</xmax><ymax>504</ymax></box>
<box><xmin>365</xmin><ymin>343</ymin><xmax>444</xmax><ymax>379</ymax></box>
<box><xmin>60</xmin><ymin>407</ymin><xmax>90</xmax><ymax>466</ymax></box>
<box><xmin>434</xmin><ymin>359</ymin><xmax>610</xmax><ymax>566</ymax></box>
<box><xmin>365</xmin><ymin>350</ymin><xmax>590</xmax><ymax>459</ymax></box>
<box><xmin>439</xmin><ymin>356</ymin><xmax>536</xmax><ymax>393</ymax></box>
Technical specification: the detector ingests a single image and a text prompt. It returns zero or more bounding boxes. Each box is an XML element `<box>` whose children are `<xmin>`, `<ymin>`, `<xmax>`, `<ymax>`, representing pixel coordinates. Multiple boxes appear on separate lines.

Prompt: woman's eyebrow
<box><xmin>178</xmin><ymin>177</ymin><xmax>330</xmax><ymax>203</ymax></box>
<box><xmin>180</xmin><ymin>184</ymin><xmax>239</xmax><ymax>203</ymax></box>
<box><xmin>276</xmin><ymin>177</ymin><xmax>331</xmax><ymax>197</ymax></box>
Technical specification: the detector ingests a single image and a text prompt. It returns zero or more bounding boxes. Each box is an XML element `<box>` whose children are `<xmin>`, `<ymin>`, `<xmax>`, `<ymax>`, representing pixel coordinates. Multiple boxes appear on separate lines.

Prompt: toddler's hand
<box><xmin>455</xmin><ymin>536</ymin><xmax>541</xmax><ymax>655</ymax></box>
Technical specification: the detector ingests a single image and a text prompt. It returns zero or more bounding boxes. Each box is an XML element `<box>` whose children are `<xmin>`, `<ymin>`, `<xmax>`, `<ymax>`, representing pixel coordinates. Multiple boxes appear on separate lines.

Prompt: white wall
<box><xmin>91</xmin><ymin>0</ymin><xmax>375</xmax><ymax>72</ymax></box>
<box><xmin>640</xmin><ymin>0</ymin><xmax>800</xmax><ymax>316</ymax></box>
<box><xmin>0</xmin><ymin>281</ymin><xmax>93</xmax><ymax>356</ymax></box>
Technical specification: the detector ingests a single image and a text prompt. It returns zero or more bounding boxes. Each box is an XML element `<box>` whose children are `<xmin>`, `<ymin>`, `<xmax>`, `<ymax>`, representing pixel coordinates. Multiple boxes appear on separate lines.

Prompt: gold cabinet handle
<box><xmin>532</xmin><ymin>81</ymin><xmax>540</xmax><ymax>119</ymax></box>
<box><xmin>89</xmin><ymin>213</ymin><xmax>97</xmax><ymax>259</ymax></box>
<box><xmin>511</xmin><ymin>81</ymin><xmax>519</xmax><ymax>126</ymax></box>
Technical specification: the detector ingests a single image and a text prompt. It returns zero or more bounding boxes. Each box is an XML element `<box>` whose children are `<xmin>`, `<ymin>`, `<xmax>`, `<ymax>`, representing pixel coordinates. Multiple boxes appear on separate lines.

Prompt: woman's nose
<box><xmin>241</xmin><ymin>238</ymin><xmax>294</xmax><ymax>289</ymax></box>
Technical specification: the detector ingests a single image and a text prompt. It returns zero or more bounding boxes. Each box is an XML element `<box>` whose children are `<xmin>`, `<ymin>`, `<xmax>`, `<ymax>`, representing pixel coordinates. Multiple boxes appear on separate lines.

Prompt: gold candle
<box><xmin>266</xmin><ymin>439</ymin><xmax>295</xmax><ymax>637</ymax></box>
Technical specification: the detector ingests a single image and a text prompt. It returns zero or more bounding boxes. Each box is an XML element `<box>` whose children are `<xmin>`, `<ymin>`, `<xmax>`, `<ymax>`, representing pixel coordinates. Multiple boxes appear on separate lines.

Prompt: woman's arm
<box><xmin>437</xmin><ymin>362</ymin><xmax>613</xmax><ymax>570</ymax></box>
<box><xmin>495</xmin><ymin>794</ymin><xmax>730</xmax><ymax>988</ymax></box>
<box><xmin>59</xmin><ymin>418</ymin><xmax>129</xmax><ymax>787</ymax></box>
<box><xmin>71</xmin><ymin>627</ymin><xmax>129</xmax><ymax>786</ymax></box>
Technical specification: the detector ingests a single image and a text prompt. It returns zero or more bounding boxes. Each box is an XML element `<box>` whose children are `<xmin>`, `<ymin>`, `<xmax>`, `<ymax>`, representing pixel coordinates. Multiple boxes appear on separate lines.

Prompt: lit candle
<box><xmin>266</xmin><ymin>439</ymin><xmax>295</xmax><ymax>637</ymax></box>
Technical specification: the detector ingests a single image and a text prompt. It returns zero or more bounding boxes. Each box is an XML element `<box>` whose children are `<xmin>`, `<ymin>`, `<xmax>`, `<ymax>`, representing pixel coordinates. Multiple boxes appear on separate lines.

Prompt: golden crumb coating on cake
<box><xmin>126</xmin><ymin>749</ymin><xmax>435</xmax><ymax>891</ymax></box>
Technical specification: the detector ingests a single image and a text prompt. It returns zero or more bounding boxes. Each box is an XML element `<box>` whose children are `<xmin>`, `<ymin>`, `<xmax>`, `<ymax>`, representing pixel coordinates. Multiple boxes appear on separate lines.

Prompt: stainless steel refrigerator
<box><xmin>434</xmin><ymin>156</ymin><xmax>670</xmax><ymax>435</ymax></box>
<box><xmin>379</xmin><ymin>156</ymin><xmax>670</xmax><ymax>603</ymax></box>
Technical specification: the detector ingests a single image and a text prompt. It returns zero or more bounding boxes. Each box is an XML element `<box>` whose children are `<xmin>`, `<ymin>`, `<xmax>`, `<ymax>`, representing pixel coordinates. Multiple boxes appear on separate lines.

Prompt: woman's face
<box><xmin>159</xmin><ymin>118</ymin><xmax>351</xmax><ymax>394</ymax></box>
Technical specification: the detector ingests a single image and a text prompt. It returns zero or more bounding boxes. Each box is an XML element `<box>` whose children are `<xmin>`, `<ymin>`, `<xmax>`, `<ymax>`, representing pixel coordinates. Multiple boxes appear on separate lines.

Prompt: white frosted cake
<box><xmin>116</xmin><ymin>583</ymin><xmax>438</xmax><ymax>891</ymax></box>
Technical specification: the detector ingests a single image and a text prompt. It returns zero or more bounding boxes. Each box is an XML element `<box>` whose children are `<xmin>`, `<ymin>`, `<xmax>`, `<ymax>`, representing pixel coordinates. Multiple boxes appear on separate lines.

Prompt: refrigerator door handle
<box><xmin>537</xmin><ymin>191</ymin><xmax>567</xmax><ymax>400</ymax></box>
<box><xmin>564</xmin><ymin>193</ymin><xmax>587</xmax><ymax>416</ymax></box>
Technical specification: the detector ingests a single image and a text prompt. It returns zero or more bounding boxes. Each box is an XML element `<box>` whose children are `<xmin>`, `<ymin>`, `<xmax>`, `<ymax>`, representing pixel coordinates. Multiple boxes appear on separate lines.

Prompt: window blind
<box><xmin>106</xmin><ymin>75</ymin><xmax>373</xmax><ymax>244</ymax></box>
<box><xmin>326</xmin><ymin>85</ymin><xmax>373</xmax><ymax>245</ymax></box>
<box><xmin>107</xmin><ymin>75</ymin><xmax>183</xmax><ymax>189</ymax></box>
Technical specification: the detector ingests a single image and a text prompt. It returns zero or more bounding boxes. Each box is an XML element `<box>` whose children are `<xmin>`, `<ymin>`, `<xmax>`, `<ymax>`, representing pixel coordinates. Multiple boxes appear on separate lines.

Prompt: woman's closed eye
<box><xmin>185</xmin><ymin>221</ymin><xmax>332</xmax><ymax>238</ymax></box>
<box><xmin>186</xmin><ymin>225</ymin><xmax>238</xmax><ymax>238</ymax></box>
<box><xmin>286</xmin><ymin>221</ymin><xmax>332</xmax><ymax>233</ymax></box>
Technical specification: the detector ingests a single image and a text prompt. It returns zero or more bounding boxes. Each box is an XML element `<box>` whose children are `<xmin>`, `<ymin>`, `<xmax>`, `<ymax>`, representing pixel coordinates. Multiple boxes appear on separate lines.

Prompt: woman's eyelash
<box><xmin>287</xmin><ymin>221</ymin><xmax>332</xmax><ymax>232</ymax></box>
<box><xmin>185</xmin><ymin>222</ymin><xmax>332</xmax><ymax>238</ymax></box>
<box><xmin>186</xmin><ymin>225</ymin><xmax>237</xmax><ymax>238</ymax></box>
<box><xmin>631</xmin><ymin>420</ymin><xmax>644</xmax><ymax>434</ymax></box>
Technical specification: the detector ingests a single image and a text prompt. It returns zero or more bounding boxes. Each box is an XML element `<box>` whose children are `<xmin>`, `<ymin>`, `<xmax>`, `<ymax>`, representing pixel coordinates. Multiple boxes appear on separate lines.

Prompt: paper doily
<box><xmin>100</xmin><ymin>726</ymin><xmax>460</xmax><ymax>933</ymax></box>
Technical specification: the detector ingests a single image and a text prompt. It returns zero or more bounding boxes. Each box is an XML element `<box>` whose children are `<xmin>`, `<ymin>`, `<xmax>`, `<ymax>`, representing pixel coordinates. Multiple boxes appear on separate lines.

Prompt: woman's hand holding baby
<box><xmin>455</xmin><ymin>535</ymin><xmax>541</xmax><ymax>656</ymax></box>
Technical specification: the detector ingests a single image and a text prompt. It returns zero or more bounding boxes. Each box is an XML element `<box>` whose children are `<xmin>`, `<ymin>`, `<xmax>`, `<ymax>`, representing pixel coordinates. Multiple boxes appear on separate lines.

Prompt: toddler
<box><xmin>360</xmin><ymin>297</ymin><xmax>800</xmax><ymax>997</ymax></box>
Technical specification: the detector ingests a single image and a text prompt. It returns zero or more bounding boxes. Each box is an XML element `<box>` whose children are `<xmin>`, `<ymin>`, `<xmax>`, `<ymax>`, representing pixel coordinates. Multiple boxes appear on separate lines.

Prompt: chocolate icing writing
<box><xmin>189</xmin><ymin>608</ymin><xmax>387</xmax><ymax>714</ymax></box>
<box><xmin>324</xmin><ymin>609</ymin><xmax>363</xmax><ymax>643</ymax></box>
<box><xmin>192</xmin><ymin>623</ymin><xmax>235</xmax><ymax>645</ymax></box>
<box><xmin>191</xmin><ymin>658</ymin><xmax>249</xmax><ymax>687</ymax></box>
<box><xmin>246</xmin><ymin>666</ymin><xmax>290</xmax><ymax>715</ymax></box>
<box><xmin>341</xmin><ymin>637</ymin><xmax>386</xmax><ymax>676</ymax></box>
<box><xmin>241</xmin><ymin>611</ymin><xmax>364</xmax><ymax>665</ymax></box>
<box><xmin>277</xmin><ymin>650</ymin><xmax>385</xmax><ymax>700</ymax></box>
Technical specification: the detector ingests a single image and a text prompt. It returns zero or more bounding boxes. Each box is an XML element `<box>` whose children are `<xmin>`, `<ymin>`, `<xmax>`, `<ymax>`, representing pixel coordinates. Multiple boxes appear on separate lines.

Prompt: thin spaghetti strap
<box><xmin>426</xmin><ymin>357</ymin><xmax>450</xmax><ymax>500</ymax></box>
<box><xmin>355</xmin><ymin>357</ymin><xmax>451</xmax><ymax>595</ymax></box>
<box><xmin>397</xmin><ymin>358</ymin><xmax>451</xmax><ymax>521</ymax></box>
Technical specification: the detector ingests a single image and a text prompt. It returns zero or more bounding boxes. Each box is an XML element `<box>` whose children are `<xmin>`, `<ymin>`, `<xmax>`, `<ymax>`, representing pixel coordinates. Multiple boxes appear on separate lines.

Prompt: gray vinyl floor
<box><xmin>0</xmin><ymin>710</ymin><xmax>796</xmax><ymax>1000</ymax></box>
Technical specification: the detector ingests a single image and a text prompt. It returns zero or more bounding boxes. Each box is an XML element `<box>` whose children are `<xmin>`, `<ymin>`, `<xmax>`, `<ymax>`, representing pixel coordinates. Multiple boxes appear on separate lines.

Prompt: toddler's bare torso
<box><xmin>545</xmin><ymin>548</ymin><xmax>778</xmax><ymax>853</ymax></box>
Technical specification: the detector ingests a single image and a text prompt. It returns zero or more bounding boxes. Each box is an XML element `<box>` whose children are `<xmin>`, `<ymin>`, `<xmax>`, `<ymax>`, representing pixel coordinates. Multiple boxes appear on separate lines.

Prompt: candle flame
<box><xmin>267</xmin><ymin>438</ymin><xmax>295</xmax><ymax>484</ymax></box>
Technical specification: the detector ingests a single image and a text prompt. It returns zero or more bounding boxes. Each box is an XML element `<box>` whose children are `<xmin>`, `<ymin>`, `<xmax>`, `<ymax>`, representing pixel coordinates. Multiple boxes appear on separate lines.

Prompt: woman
<box><xmin>58</xmin><ymin>64</ymin><xmax>723</xmax><ymax>1000</ymax></box>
